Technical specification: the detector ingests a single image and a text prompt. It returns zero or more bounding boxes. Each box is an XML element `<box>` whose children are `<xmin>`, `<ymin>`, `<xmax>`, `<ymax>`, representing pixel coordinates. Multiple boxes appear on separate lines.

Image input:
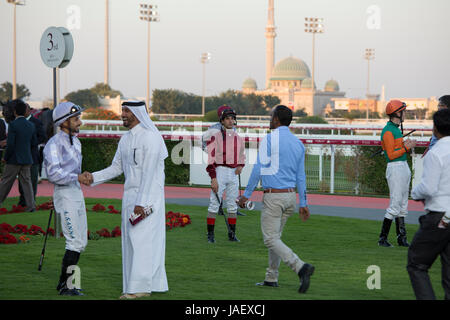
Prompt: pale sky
<box><xmin>0</xmin><ymin>0</ymin><xmax>449</xmax><ymax>102</ymax></box>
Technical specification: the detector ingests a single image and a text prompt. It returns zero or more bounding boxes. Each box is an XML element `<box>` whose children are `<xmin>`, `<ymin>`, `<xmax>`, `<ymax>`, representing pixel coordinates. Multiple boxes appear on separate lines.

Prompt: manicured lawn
<box><xmin>0</xmin><ymin>196</ymin><xmax>444</xmax><ymax>300</ymax></box>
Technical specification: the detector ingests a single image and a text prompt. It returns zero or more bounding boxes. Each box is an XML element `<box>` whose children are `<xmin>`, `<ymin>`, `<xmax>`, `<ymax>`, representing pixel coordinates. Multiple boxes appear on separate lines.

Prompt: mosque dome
<box><xmin>301</xmin><ymin>77</ymin><xmax>316</xmax><ymax>89</ymax></box>
<box><xmin>270</xmin><ymin>56</ymin><xmax>311</xmax><ymax>81</ymax></box>
<box><xmin>324</xmin><ymin>79</ymin><xmax>340</xmax><ymax>92</ymax></box>
<box><xmin>242</xmin><ymin>77</ymin><xmax>257</xmax><ymax>90</ymax></box>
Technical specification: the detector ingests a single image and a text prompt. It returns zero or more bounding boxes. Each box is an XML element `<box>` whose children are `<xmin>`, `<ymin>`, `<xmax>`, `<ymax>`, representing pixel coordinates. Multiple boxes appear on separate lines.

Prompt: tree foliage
<box><xmin>64</xmin><ymin>83</ymin><xmax>123</xmax><ymax>109</ymax></box>
<box><xmin>328</xmin><ymin>109</ymin><xmax>381</xmax><ymax>120</ymax></box>
<box><xmin>296</xmin><ymin>115</ymin><xmax>328</xmax><ymax>124</ymax></box>
<box><xmin>65</xmin><ymin>89</ymin><xmax>99</xmax><ymax>109</ymax></box>
<box><xmin>152</xmin><ymin>89</ymin><xmax>199</xmax><ymax>114</ymax></box>
<box><xmin>90</xmin><ymin>83</ymin><xmax>123</xmax><ymax>98</ymax></box>
<box><xmin>0</xmin><ymin>82</ymin><xmax>31</xmax><ymax>101</ymax></box>
<box><xmin>152</xmin><ymin>89</ymin><xmax>280</xmax><ymax>115</ymax></box>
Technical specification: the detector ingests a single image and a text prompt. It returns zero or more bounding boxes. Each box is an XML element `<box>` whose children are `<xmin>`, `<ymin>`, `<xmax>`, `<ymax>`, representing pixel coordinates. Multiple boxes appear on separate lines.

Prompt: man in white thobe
<box><xmin>90</xmin><ymin>101</ymin><xmax>168</xmax><ymax>299</ymax></box>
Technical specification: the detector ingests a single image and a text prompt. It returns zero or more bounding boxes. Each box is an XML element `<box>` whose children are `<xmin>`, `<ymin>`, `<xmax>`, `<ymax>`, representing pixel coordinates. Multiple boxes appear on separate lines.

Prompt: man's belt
<box><xmin>426</xmin><ymin>210</ymin><xmax>445</xmax><ymax>215</ymax></box>
<box><xmin>264</xmin><ymin>188</ymin><xmax>295</xmax><ymax>193</ymax></box>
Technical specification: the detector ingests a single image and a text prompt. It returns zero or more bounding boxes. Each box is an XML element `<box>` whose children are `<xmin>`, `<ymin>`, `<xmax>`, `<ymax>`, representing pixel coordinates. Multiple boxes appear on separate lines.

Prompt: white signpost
<box><xmin>39</xmin><ymin>26</ymin><xmax>74</xmax><ymax>238</ymax></box>
<box><xmin>40</xmin><ymin>26</ymin><xmax>74</xmax><ymax>107</ymax></box>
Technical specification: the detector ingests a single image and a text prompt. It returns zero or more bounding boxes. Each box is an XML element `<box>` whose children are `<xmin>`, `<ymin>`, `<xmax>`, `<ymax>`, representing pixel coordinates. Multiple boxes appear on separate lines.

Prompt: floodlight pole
<box><xmin>200</xmin><ymin>52</ymin><xmax>211</xmax><ymax>116</ymax></box>
<box><xmin>304</xmin><ymin>17</ymin><xmax>324</xmax><ymax>115</ymax></box>
<box><xmin>7</xmin><ymin>0</ymin><xmax>25</xmax><ymax>100</ymax></box>
<box><xmin>140</xmin><ymin>3</ymin><xmax>159</xmax><ymax>112</ymax></box>
<box><xmin>364</xmin><ymin>48</ymin><xmax>375</xmax><ymax>122</ymax></box>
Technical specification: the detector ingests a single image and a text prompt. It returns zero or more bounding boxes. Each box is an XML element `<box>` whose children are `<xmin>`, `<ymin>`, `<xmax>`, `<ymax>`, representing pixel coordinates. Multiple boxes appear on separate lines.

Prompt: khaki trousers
<box><xmin>261</xmin><ymin>192</ymin><xmax>304</xmax><ymax>282</ymax></box>
<box><xmin>0</xmin><ymin>164</ymin><xmax>35</xmax><ymax>210</ymax></box>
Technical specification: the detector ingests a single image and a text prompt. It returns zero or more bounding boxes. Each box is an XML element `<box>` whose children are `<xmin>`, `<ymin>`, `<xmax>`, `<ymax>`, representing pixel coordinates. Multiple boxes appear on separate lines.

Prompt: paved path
<box><xmin>7</xmin><ymin>181</ymin><xmax>425</xmax><ymax>224</ymax></box>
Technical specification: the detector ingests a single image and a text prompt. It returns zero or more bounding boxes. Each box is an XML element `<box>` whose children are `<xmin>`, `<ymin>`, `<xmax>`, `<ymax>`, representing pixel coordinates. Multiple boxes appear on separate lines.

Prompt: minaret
<box><xmin>265</xmin><ymin>0</ymin><xmax>276</xmax><ymax>89</ymax></box>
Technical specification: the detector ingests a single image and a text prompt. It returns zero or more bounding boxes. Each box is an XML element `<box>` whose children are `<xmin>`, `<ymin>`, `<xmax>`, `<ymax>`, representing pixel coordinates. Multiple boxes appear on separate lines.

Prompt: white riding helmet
<box><xmin>53</xmin><ymin>102</ymin><xmax>84</xmax><ymax>127</ymax></box>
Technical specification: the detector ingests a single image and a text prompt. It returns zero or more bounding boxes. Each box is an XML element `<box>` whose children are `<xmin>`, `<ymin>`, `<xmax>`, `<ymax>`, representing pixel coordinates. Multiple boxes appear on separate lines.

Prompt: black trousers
<box><xmin>407</xmin><ymin>212</ymin><xmax>450</xmax><ymax>300</ymax></box>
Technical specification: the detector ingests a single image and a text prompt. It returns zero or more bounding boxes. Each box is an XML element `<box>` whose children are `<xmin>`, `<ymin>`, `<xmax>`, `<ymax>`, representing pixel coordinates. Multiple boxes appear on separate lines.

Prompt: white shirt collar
<box><xmin>130</xmin><ymin>123</ymin><xmax>143</xmax><ymax>136</ymax></box>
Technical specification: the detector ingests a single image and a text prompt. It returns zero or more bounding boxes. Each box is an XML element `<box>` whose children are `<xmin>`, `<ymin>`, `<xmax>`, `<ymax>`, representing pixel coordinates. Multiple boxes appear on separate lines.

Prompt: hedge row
<box><xmin>80</xmin><ymin>138</ymin><xmax>189</xmax><ymax>185</ymax></box>
<box><xmin>353</xmin><ymin>146</ymin><xmax>425</xmax><ymax>195</ymax></box>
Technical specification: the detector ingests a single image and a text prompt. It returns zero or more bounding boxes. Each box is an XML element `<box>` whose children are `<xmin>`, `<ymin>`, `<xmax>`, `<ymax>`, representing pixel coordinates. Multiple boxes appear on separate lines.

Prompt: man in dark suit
<box><xmin>0</xmin><ymin>103</ymin><xmax>7</xmax><ymax>166</ymax></box>
<box><xmin>18</xmin><ymin>104</ymin><xmax>46</xmax><ymax>207</ymax></box>
<box><xmin>0</xmin><ymin>99</ymin><xmax>36</xmax><ymax>212</ymax></box>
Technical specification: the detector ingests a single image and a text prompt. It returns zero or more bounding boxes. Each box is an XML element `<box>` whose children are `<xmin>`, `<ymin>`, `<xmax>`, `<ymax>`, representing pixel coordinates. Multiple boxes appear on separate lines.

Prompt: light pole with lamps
<box><xmin>104</xmin><ymin>0</ymin><xmax>109</xmax><ymax>85</ymax></box>
<box><xmin>200</xmin><ymin>52</ymin><xmax>211</xmax><ymax>116</ymax></box>
<box><xmin>139</xmin><ymin>3</ymin><xmax>159</xmax><ymax>112</ymax></box>
<box><xmin>304</xmin><ymin>17</ymin><xmax>324</xmax><ymax>114</ymax></box>
<box><xmin>7</xmin><ymin>0</ymin><xmax>25</xmax><ymax>100</ymax></box>
<box><xmin>364</xmin><ymin>48</ymin><xmax>375</xmax><ymax>121</ymax></box>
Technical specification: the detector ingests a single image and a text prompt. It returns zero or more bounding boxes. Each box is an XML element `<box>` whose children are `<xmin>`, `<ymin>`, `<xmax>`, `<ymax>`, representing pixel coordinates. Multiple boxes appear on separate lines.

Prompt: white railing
<box><xmin>81</xmin><ymin>119</ymin><xmax>433</xmax><ymax>137</ymax></box>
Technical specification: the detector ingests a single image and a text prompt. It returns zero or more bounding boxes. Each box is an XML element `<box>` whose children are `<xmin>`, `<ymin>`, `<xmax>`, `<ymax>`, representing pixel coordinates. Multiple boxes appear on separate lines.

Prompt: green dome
<box><xmin>242</xmin><ymin>77</ymin><xmax>257</xmax><ymax>89</ymax></box>
<box><xmin>270</xmin><ymin>56</ymin><xmax>311</xmax><ymax>81</ymax></box>
<box><xmin>301</xmin><ymin>77</ymin><xmax>316</xmax><ymax>89</ymax></box>
<box><xmin>324</xmin><ymin>79</ymin><xmax>339</xmax><ymax>92</ymax></box>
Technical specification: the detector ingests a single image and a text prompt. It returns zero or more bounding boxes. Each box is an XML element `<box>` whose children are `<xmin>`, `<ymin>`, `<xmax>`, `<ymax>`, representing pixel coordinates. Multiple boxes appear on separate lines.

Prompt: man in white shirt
<box><xmin>87</xmin><ymin>101</ymin><xmax>169</xmax><ymax>299</ymax></box>
<box><xmin>409</xmin><ymin>108</ymin><xmax>450</xmax><ymax>300</ymax></box>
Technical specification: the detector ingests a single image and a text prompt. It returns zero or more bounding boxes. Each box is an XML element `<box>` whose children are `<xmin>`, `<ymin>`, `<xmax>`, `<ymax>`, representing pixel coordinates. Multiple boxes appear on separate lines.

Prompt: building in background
<box><xmin>241</xmin><ymin>0</ymin><xmax>345</xmax><ymax>116</ymax></box>
<box><xmin>242</xmin><ymin>56</ymin><xmax>345</xmax><ymax>115</ymax></box>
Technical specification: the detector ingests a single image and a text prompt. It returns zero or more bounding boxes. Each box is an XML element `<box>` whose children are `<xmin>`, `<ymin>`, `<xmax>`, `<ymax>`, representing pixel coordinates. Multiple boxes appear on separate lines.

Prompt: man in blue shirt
<box><xmin>238</xmin><ymin>105</ymin><xmax>314</xmax><ymax>294</ymax></box>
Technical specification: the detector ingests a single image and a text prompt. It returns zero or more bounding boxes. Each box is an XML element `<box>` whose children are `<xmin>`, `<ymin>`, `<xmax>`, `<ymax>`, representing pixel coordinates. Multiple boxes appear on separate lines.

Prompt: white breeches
<box><xmin>54</xmin><ymin>182</ymin><xmax>88</xmax><ymax>253</ymax></box>
<box><xmin>385</xmin><ymin>161</ymin><xmax>411</xmax><ymax>219</ymax></box>
<box><xmin>208</xmin><ymin>166</ymin><xmax>239</xmax><ymax>214</ymax></box>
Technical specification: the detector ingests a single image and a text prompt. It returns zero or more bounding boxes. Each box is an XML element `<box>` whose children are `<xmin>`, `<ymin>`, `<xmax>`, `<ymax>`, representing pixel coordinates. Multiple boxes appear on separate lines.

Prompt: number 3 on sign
<box><xmin>47</xmin><ymin>33</ymin><xmax>58</xmax><ymax>51</ymax></box>
<box><xmin>47</xmin><ymin>33</ymin><xmax>53</xmax><ymax>51</ymax></box>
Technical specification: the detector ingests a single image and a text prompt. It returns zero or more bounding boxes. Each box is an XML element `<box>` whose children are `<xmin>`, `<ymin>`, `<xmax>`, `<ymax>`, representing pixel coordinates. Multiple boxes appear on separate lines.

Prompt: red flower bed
<box><xmin>92</xmin><ymin>204</ymin><xmax>106</xmax><ymax>212</ymax></box>
<box><xmin>47</xmin><ymin>227</ymin><xmax>55</xmax><ymax>236</ymax></box>
<box><xmin>96</xmin><ymin>228</ymin><xmax>111</xmax><ymax>238</ymax></box>
<box><xmin>0</xmin><ymin>200</ymin><xmax>53</xmax><ymax>215</ymax></box>
<box><xmin>0</xmin><ymin>223</ymin><xmax>52</xmax><ymax>244</ymax></box>
<box><xmin>1</xmin><ymin>205</ymin><xmax>191</xmax><ymax>244</ymax></box>
<box><xmin>88</xmin><ymin>226</ymin><xmax>121</xmax><ymax>240</ymax></box>
<box><xmin>10</xmin><ymin>205</ymin><xmax>26</xmax><ymax>213</ymax></box>
<box><xmin>28</xmin><ymin>225</ymin><xmax>45</xmax><ymax>236</ymax></box>
<box><xmin>0</xmin><ymin>222</ymin><xmax>14</xmax><ymax>233</ymax></box>
<box><xmin>90</xmin><ymin>204</ymin><xmax>120</xmax><ymax>214</ymax></box>
<box><xmin>84</xmin><ymin>107</ymin><xmax>120</xmax><ymax>120</ymax></box>
<box><xmin>112</xmin><ymin>226</ymin><xmax>121</xmax><ymax>237</ymax></box>
<box><xmin>0</xmin><ymin>233</ymin><xmax>17</xmax><ymax>244</ymax></box>
<box><xmin>13</xmin><ymin>224</ymin><xmax>28</xmax><ymax>234</ymax></box>
<box><xmin>36</xmin><ymin>201</ymin><xmax>54</xmax><ymax>211</ymax></box>
<box><xmin>166</xmin><ymin>211</ymin><xmax>191</xmax><ymax>230</ymax></box>
<box><xmin>107</xmin><ymin>205</ymin><xmax>120</xmax><ymax>214</ymax></box>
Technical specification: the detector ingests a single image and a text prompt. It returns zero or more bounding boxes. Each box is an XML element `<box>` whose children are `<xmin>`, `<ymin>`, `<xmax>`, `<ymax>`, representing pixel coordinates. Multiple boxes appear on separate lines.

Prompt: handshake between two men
<box><xmin>78</xmin><ymin>172</ymin><xmax>94</xmax><ymax>186</ymax></box>
<box><xmin>76</xmin><ymin>171</ymin><xmax>148</xmax><ymax>218</ymax></box>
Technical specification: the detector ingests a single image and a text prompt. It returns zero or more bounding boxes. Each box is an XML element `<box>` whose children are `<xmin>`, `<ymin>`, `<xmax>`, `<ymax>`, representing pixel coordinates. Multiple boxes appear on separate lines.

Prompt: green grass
<box><xmin>0</xmin><ymin>196</ymin><xmax>444</xmax><ymax>300</ymax></box>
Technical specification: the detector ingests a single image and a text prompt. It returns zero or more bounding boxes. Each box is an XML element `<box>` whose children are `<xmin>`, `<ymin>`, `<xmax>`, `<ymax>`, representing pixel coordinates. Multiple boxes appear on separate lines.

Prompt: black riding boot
<box><xmin>207</xmin><ymin>224</ymin><xmax>215</xmax><ymax>243</ymax></box>
<box><xmin>228</xmin><ymin>224</ymin><xmax>240</xmax><ymax>242</ymax></box>
<box><xmin>395</xmin><ymin>217</ymin><xmax>410</xmax><ymax>247</ymax></box>
<box><xmin>378</xmin><ymin>218</ymin><xmax>394</xmax><ymax>247</ymax></box>
<box><xmin>56</xmin><ymin>250</ymin><xmax>83</xmax><ymax>295</ymax></box>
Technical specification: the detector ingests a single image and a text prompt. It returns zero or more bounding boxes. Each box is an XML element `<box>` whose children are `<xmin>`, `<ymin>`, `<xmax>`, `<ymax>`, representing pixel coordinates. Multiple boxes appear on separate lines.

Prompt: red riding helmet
<box><xmin>217</xmin><ymin>105</ymin><xmax>236</xmax><ymax>122</ymax></box>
